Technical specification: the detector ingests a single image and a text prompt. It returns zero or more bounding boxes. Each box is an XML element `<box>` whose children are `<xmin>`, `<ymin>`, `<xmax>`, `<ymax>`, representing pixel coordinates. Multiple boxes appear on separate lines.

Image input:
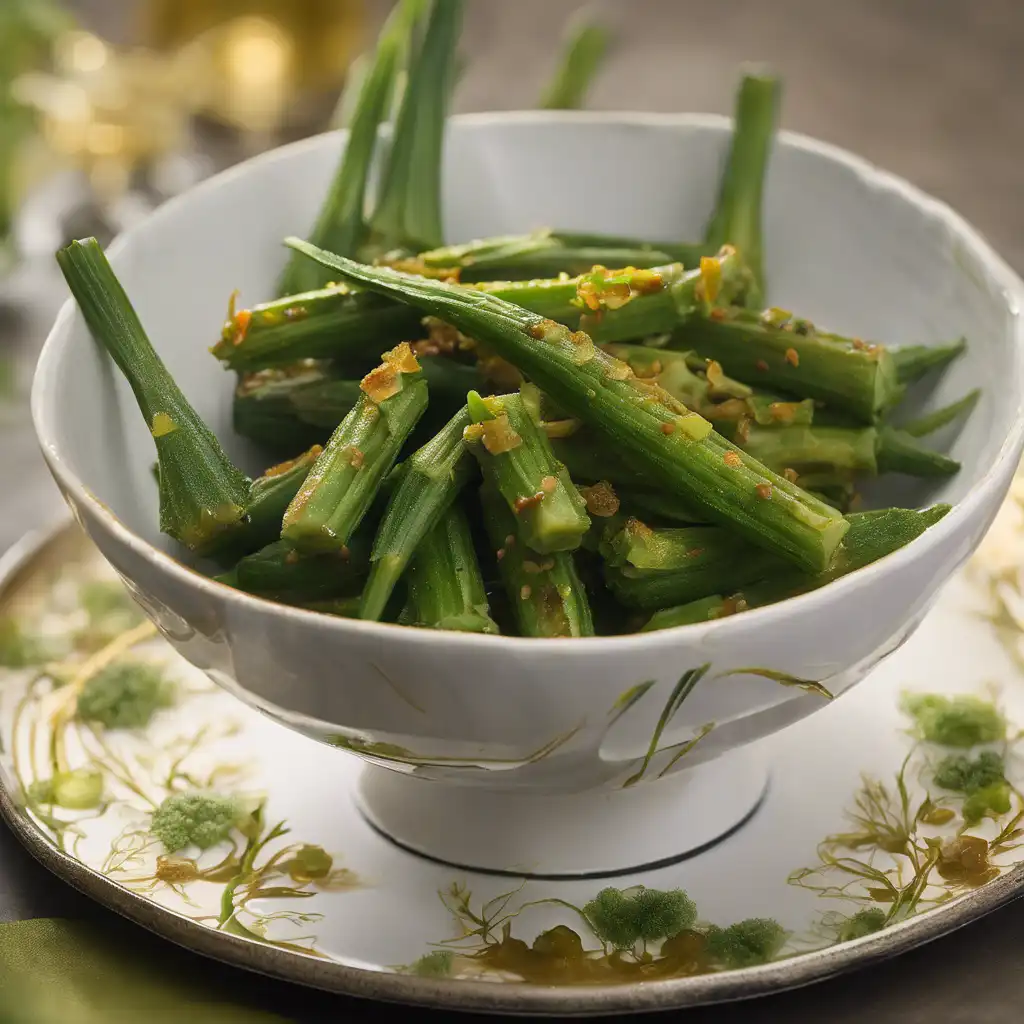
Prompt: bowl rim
<box><xmin>31</xmin><ymin>109</ymin><xmax>1024</xmax><ymax>654</ymax></box>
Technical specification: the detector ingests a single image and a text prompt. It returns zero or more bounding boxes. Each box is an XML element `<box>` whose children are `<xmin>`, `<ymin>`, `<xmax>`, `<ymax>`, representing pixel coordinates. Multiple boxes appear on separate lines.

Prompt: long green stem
<box><xmin>538</xmin><ymin>14</ymin><xmax>610</xmax><ymax>109</ymax></box>
<box><xmin>365</xmin><ymin>0</ymin><xmax>464</xmax><ymax>257</ymax></box>
<box><xmin>57</xmin><ymin>238</ymin><xmax>251</xmax><ymax>555</ymax></box>
<box><xmin>278</xmin><ymin>0</ymin><xmax>420</xmax><ymax>295</ymax></box>
<box><xmin>703</xmin><ymin>71</ymin><xmax>780</xmax><ymax>309</ymax></box>
<box><xmin>361</xmin><ymin>406</ymin><xmax>473</xmax><ymax>621</ymax></box>
<box><xmin>286</xmin><ymin>240</ymin><xmax>850</xmax><ymax>573</ymax></box>
<box><xmin>899</xmin><ymin>389</ymin><xmax>980</xmax><ymax>439</ymax></box>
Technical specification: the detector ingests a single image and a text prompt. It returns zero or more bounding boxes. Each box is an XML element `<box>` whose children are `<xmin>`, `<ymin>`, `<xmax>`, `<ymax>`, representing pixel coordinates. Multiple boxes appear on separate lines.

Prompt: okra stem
<box><xmin>400</xmin><ymin>503</ymin><xmax>499</xmax><ymax>633</ymax></box>
<box><xmin>892</xmin><ymin>337</ymin><xmax>966</xmax><ymax>385</ymax></box>
<box><xmin>480</xmin><ymin>484</ymin><xmax>594</xmax><ymax>638</ymax></box>
<box><xmin>538</xmin><ymin>13</ymin><xmax>609</xmax><ymax>110</ymax></box>
<box><xmin>360</xmin><ymin>406</ymin><xmax>474</xmax><ymax>621</ymax></box>
<box><xmin>277</xmin><ymin>0</ymin><xmax>418</xmax><ymax>295</ymax></box>
<box><xmin>282</xmin><ymin>344</ymin><xmax>428</xmax><ymax>553</ymax></box>
<box><xmin>703</xmin><ymin>71</ymin><xmax>780</xmax><ymax>309</ymax></box>
<box><xmin>285</xmin><ymin>240</ymin><xmax>849</xmax><ymax>573</ymax></box>
<box><xmin>899</xmin><ymin>389</ymin><xmax>980</xmax><ymax>439</ymax></box>
<box><xmin>57</xmin><ymin>238</ymin><xmax>251</xmax><ymax>555</ymax></box>
<box><xmin>365</xmin><ymin>0</ymin><xmax>463</xmax><ymax>256</ymax></box>
<box><xmin>464</xmin><ymin>390</ymin><xmax>591</xmax><ymax>554</ymax></box>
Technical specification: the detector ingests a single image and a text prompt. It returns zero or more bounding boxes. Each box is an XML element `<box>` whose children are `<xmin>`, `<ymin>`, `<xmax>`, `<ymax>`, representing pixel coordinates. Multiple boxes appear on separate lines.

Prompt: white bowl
<box><xmin>32</xmin><ymin>113</ymin><xmax>1024</xmax><ymax>876</ymax></box>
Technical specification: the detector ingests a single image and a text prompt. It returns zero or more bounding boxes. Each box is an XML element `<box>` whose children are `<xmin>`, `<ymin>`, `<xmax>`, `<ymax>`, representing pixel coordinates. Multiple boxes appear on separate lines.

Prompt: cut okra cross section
<box><xmin>463</xmin><ymin>389</ymin><xmax>591</xmax><ymax>554</ymax></box>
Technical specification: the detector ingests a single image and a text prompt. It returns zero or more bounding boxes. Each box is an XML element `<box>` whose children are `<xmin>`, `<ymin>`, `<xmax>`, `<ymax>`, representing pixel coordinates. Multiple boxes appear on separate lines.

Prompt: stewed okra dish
<box><xmin>56</xmin><ymin>0</ymin><xmax>970</xmax><ymax>638</ymax></box>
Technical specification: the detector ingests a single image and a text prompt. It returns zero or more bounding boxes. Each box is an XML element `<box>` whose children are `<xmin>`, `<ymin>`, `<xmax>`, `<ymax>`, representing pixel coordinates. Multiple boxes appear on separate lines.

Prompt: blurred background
<box><xmin>0</xmin><ymin>0</ymin><xmax>1021</xmax><ymax>554</ymax></box>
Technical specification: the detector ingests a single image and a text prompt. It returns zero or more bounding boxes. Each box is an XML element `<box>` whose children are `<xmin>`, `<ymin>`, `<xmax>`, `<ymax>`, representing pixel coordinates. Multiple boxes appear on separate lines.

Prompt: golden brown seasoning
<box><xmin>783</xmin><ymin>467</ymin><xmax>800</xmax><ymax>483</ymax></box>
<box><xmin>262</xmin><ymin>445</ymin><xmax>323</xmax><ymax>478</ymax></box>
<box><xmin>756</xmin><ymin>359</ymin><xmax>770</xmax><ymax>372</ymax></box>
<box><xmin>785</xmin><ymin>347</ymin><xmax>800</xmax><ymax>367</ymax></box>
<box><xmin>514</xmin><ymin>492</ymin><xmax>545</xmax><ymax>513</ymax></box>
<box><xmin>723</xmin><ymin>450</ymin><xmax>742</xmax><ymax>468</ymax></box>
<box><xmin>660</xmin><ymin>421</ymin><xmax>676</xmax><ymax>436</ymax></box>
<box><xmin>755</xmin><ymin>482</ymin><xmax>773</xmax><ymax>500</ymax></box>
<box><xmin>480</xmin><ymin>414</ymin><xmax>523</xmax><ymax>455</ymax></box>
<box><xmin>580</xmin><ymin>480</ymin><xmax>620</xmax><ymax>518</ymax></box>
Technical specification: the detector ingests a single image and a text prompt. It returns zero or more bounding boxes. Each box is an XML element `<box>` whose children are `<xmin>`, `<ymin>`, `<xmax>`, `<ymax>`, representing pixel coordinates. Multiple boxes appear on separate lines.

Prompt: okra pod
<box><xmin>282</xmin><ymin>343</ymin><xmax>428</xmax><ymax>553</ymax></box>
<box><xmin>286</xmin><ymin>240</ymin><xmax>849</xmax><ymax>573</ymax></box>
<box><xmin>464</xmin><ymin>390</ymin><xmax>591</xmax><ymax>553</ymax></box>
<box><xmin>605</xmin><ymin>343</ymin><xmax>814</xmax><ymax>429</ymax></box>
<box><xmin>364</xmin><ymin>0</ymin><xmax>463</xmax><ymax>257</ymax></box>
<box><xmin>277</xmin><ymin>0</ymin><xmax>418</xmax><ymax>295</ymax></box>
<box><xmin>737</xmin><ymin>423</ymin><xmax>959</xmax><ymax>479</ymax></box>
<box><xmin>360</xmin><ymin>406</ymin><xmax>474</xmax><ymax>621</ymax></box>
<box><xmin>480</xmin><ymin>484</ymin><xmax>594</xmax><ymax>638</ymax></box>
<box><xmin>703</xmin><ymin>71</ymin><xmax>780</xmax><ymax>309</ymax></box>
<box><xmin>220</xmin><ymin>539</ymin><xmax>368</xmax><ymax>604</ymax></box>
<box><xmin>674</xmin><ymin>306</ymin><xmax>903</xmax><ymax>423</ymax></box>
<box><xmin>538</xmin><ymin>13</ymin><xmax>609</xmax><ymax>110</ymax></box>
<box><xmin>213</xmin><ymin>286</ymin><xmax>422</xmax><ymax>372</ymax></box>
<box><xmin>214</xmin><ymin>253</ymin><xmax>749</xmax><ymax>371</ymax></box>
<box><xmin>640</xmin><ymin>504</ymin><xmax>951</xmax><ymax>629</ymax></box>
<box><xmin>602</xmin><ymin>519</ymin><xmax>780</xmax><ymax>610</ymax></box>
<box><xmin>57</xmin><ymin>238</ymin><xmax>251</xmax><ymax>555</ymax></box>
<box><xmin>233</xmin><ymin>356</ymin><xmax>482</xmax><ymax>451</ymax></box>
<box><xmin>399</xmin><ymin>503</ymin><xmax>499</xmax><ymax>633</ymax></box>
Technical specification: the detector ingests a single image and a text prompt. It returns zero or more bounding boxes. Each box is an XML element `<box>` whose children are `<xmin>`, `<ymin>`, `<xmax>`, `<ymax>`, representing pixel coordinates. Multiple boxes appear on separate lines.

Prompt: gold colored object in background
<box><xmin>13</xmin><ymin>30</ymin><xmax>207</xmax><ymax>202</ymax></box>
<box><xmin>140</xmin><ymin>0</ymin><xmax>367</xmax><ymax>135</ymax></box>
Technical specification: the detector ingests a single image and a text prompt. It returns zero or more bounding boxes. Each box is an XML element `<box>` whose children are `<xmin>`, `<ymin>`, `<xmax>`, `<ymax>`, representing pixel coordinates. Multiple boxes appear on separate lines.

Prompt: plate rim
<box><xmin>1</xmin><ymin>518</ymin><xmax>1023</xmax><ymax>1016</ymax></box>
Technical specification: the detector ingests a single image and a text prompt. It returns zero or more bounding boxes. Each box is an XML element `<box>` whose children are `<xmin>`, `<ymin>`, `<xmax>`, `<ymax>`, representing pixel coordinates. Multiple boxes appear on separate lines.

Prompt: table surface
<box><xmin>3</xmin><ymin>1</ymin><xmax>1024</xmax><ymax>1020</ymax></box>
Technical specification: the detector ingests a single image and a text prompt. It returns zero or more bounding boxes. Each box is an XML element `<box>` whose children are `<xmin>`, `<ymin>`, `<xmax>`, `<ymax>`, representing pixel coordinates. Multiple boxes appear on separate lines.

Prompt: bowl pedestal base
<box><xmin>356</xmin><ymin>747</ymin><xmax>769</xmax><ymax>879</ymax></box>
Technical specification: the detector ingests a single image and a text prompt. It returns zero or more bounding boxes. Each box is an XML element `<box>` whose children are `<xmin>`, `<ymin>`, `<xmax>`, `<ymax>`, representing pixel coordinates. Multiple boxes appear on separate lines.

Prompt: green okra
<box><xmin>538</xmin><ymin>12</ymin><xmax>610</xmax><ymax>110</ymax></box>
<box><xmin>602</xmin><ymin>519</ymin><xmax>781</xmax><ymax>610</ymax></box>
<box><xmin>233</xmin><ymin>356</ymin><xmax>481</xmax><ymax>452</ymax></box>
<box><xmin>361</xmin><ymin>406</ymin><xmax>474</xmax><ymax>621</ymax></box>
<box><xmin>214</xmin><ymin>252</ymin><xmax>749</xmax><ymax>371</ymax></box>
<box><xmin>285</xmin><ymin>238</ymin><xmax>848</xmax><ymax>574</ymax></box>
<box><xmin>464</xmin><ymin>390</ymin><xmax>591</xmax><ymax>554</ymax></box>
<box><xmin>892</xmin><ymin>337</ymin><xmax>966</xmax><ymax>385</ymax></box>
<box><xmin>365</xmin><ymin>0</ymin><xmax>464</xmax><ymax>257</ymax></box>
<box><xmin>399</xmin><ymin>502</ymin><xmax>499</xmax><ymax>633</ymax></box>
<box><xmin>409</xmin><ymin>232</ymin><xmax>687</xmax><ymax>282</ymax></box>
<box><xmin>282</xmin><ymin>344</ymin><xmax>428</xmax><ymax>553</ymax></box>
<box><xmin>277</xmin><ymin>0</ymin><xmax>420</xmax><ymax>295</ymax></box>
<box><xmin>736</xmin><ymin>422</ymin><xmax>960</xmax><ymax>479</ymax></box>
<box><xmin>640</xmin><ymin>504</ymin><xmax>951</xmax><ymax>629</ymax></box>
<box><xmin>605</xmin><ymin>343</ymin><xmax>815</xmax><ymax>430</ymax></box>
<box><xmin>219</xmin><ymin>539</ymin><xmax>368</xmax><ymax>604</ymax></box>
<box><xmin>480</xmin><ymin>484</ymin><xmax>593</xmax><ymax>638</ymax></box>
<box><xmin>57</xmin><ymin>238</ymin><xmax>251</xmax><ymax>555</ymax></box>
<box><xmin>213</xmin><ymin>285</ymin><xmax>422</xmax><ymax>372</ymax></box>
<box><xmin>673</xmin><ymin>305</ymin><xmax>904</xmax><ymax>424</ymax></box>
<box><xmin>703</xmin><ymin>71</ymin><xmax>780</xmax><ymax>309</ymax></box>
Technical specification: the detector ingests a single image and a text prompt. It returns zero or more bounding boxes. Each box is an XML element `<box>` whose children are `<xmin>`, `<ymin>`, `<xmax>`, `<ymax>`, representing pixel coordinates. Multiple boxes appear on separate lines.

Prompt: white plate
<box><xmin>2</xmin><ymin>487</ymin><xmax>1024</xmax><ymax>1016</ymax></box>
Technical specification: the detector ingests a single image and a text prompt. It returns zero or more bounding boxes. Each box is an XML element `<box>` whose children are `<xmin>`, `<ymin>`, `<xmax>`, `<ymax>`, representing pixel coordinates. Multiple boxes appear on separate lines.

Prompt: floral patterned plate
<box><xmin>2</xmin><ymin>487</ymin><xmax>1024</xmax><ymax>1016</ymax></box>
